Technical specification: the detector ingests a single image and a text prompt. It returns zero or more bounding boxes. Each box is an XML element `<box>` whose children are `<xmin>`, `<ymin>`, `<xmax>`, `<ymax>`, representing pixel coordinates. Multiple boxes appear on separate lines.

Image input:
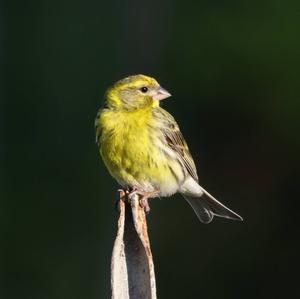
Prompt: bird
<box><xmin>95</xmin><ymin>74</ymin><xmax>243</xmax><ymax>223</ymax></box>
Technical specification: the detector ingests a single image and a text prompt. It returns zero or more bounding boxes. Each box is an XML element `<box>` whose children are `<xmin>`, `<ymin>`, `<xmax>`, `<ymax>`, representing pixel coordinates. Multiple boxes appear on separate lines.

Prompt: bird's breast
<box><xmin>99</xmin><ymin>109</ymin><xmax>183</xmax><ymax>195</ymax></box>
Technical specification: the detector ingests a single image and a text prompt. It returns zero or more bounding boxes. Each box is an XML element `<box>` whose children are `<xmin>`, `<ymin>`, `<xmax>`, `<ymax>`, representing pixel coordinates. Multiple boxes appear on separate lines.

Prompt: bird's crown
<box><xmin>104</xmin><ymin>74</ymin><xmax>170</xmax><ymax>110</ymax></box>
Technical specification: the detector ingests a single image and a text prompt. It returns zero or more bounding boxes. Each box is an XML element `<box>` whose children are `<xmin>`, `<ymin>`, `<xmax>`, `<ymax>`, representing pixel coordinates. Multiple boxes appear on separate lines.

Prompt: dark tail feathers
<box><xmin>183</xmin><ymin>188</ymin><xmax>243</xmax><ymax>224</ymax></box>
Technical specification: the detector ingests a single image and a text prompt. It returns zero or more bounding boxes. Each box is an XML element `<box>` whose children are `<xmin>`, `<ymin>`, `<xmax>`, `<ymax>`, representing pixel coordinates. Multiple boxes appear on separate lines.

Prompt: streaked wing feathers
<box><xmin>158</xmin><ymin>109</ymin><xmax>198</xmax><ymax>182</ymax></box>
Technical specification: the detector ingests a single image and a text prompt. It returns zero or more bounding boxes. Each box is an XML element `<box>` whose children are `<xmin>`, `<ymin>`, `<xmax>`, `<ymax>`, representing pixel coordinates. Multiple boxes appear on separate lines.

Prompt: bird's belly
<box><xmin>100</xmin><ymin>127</ymin><xmax>183</xmax><ymax>196</ymax></box>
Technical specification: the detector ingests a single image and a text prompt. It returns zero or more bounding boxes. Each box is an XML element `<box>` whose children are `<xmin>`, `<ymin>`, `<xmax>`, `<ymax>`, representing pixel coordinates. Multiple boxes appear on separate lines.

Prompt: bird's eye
<box><xmin>140</xmin><ymin>87</ymin><xmax>148</xmax><ymax>93</ymax></box>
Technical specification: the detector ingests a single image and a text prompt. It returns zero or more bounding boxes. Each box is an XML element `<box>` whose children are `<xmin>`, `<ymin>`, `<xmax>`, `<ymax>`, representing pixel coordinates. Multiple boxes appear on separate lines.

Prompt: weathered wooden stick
<box><xmin>111</xmin><ymin>194</ymin><xmax>157</xmax><ymax>299</ymax></box>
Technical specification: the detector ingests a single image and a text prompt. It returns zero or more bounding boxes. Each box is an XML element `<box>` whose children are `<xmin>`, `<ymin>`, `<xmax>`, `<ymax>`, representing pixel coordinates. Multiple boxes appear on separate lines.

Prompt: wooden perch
<box><xmin>111</xmin><ymin>194</ymin><xmax>157</xmax><ymax>299</ymax></box>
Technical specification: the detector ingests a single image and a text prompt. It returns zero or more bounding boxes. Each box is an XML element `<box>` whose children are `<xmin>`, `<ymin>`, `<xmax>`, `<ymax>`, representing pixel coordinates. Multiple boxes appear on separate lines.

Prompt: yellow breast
<box><xmin>97</xmin><ymin>107</ymin><xmax>180</xmax><ymax>194</ymax></box>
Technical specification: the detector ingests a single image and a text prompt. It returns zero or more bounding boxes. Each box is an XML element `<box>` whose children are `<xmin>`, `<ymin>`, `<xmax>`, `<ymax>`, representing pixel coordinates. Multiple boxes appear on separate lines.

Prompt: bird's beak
<box><xmin>153</xmin><ymin>87</ymin><xmax>171</xmax><ymax>101</ymax></box>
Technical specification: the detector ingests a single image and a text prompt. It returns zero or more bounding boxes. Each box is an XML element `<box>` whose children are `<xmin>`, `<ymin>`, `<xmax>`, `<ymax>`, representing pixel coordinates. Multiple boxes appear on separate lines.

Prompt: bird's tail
<box><xmin>182</xmin><ymin>187</ymin><xmax>243</xmax><ymax>224</ymax></box>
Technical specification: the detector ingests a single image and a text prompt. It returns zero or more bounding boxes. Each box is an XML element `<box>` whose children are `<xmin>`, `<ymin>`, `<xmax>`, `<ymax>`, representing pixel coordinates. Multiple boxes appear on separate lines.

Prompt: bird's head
<box><xmin>104</xmin><ymin>74</ymin><xmax>171</xmax><ymax>111</ymax></box>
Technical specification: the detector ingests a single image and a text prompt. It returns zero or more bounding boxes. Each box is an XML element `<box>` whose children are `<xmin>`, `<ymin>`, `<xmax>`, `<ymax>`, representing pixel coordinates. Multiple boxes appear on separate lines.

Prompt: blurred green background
<box><xmin>3</xmin><ymin>0</ymin><xmax>300</xmax><ymax>298</ymax></box>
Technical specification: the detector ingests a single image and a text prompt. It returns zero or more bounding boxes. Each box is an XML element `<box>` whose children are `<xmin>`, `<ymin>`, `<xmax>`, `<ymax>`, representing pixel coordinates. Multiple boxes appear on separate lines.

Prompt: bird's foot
<box><xmin>128</xmin><ymin>188</ymin><xmax>160</xmax><ymax>213</ymax></box>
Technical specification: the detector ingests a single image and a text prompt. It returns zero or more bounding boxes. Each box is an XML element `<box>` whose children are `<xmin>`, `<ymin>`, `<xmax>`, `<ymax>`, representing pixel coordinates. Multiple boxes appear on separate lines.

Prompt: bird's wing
<box><xmin>153</xmin><ymin>108</ymin><xmax>243</xmax><ymax>224</ymax></box>
<box><xmin>155</xmin><ymin>108</ymin><xmax>199</xmax><ymax>182</ymax></box>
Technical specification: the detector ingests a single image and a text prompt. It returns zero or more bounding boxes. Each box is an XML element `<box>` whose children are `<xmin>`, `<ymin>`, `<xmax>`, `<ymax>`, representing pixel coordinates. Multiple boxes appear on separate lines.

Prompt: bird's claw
<box><xmin>127</xmin><ymin>188</ymin><xmax>160</xmax><ymax>214</ymax></box>
<box><xmin>116</xmin><ymin>188</ymin><xmax>159</xmax><ymax>214</ymax></box>
<box><xmin>139</xmin><ymin>197</ymin><xmax>151</xmax><ymax>213</ymax></box>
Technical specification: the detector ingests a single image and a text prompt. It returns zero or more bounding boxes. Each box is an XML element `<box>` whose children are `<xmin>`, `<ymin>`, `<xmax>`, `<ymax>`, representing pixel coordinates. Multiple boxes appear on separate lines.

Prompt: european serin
<box><xmin>95</xmin><ymin>74</ymin><xmax>242</xmax><ymax>223</ymax></box>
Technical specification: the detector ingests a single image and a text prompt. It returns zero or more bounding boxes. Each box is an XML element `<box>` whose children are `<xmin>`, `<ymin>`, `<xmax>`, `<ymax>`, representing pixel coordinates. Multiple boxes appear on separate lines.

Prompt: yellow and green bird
<box><xmin>95</xmin><ymin>74</ymin><xmax>242</xmax><ymax>223</ymax></box>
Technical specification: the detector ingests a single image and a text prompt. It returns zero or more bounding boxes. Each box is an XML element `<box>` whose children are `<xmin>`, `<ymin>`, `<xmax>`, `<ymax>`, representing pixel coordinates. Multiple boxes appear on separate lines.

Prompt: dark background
<box><xmin>3</xmin><ymin>0</ymin><xmax>300</xmax><ymax>298</ymax></box>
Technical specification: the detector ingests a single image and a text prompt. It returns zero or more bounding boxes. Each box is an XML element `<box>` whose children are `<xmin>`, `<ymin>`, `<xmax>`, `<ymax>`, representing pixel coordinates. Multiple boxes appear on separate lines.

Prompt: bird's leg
<box><xmin>128</xmin><ymin>188</ymin><xmax>160</xmax><ymax>213</ymax></box>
